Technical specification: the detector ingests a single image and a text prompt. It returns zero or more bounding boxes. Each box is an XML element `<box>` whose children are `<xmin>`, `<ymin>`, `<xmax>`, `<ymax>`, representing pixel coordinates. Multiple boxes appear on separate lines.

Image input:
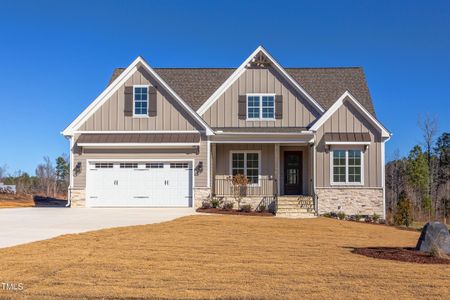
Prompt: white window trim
<box><xmin>330</xmin><ymin>148</ymin><xmax>364</xmax><ymax>186</ymax></box>
<box><xmin>246</xmin><ymin>93</ymin><xmax>276</xmax><ymax>121</ymax></box>
<box><xmin>133</xmin><ymin>85</ymin><xmax>150</xmax><ymax>118</ymax></box>
<box><xmin>229</xmin><ymin>150</ymin><xmax>262</xmax><ymax>186</ymax></box>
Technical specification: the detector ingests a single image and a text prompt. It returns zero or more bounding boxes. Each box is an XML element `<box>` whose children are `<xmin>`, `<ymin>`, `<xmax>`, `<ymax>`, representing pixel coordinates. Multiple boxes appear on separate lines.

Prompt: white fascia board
<box><xmin>62</xmin><ymin>56</ymin><xmax>214</xmax><ymax>136</ymax></box>
<box><xmin>310</xmin><ymin>91</ymin><xmax>392</xmax><ymax>138</ymax></box>
<box><xmin>196</xmin><ymin>46</ymin><xmax>325</xmax><ymax>116</ymax></box>
<box><xmin>73</xmin><ymin>130</ymin><xmax>202</xmax><ymax>134</ymax></box>
<box><xmin>214</xmin><ymin>131</ymin><xmax>314</xmax><ymax>136</ymax></box>
<box><xmin>325</xmin><ymin>141</ymin><xmax>371</xmax><ymax>145</ymax></box>
<box><xmin>210</xmin><ymin>140</ymin><xmax>311</xmax><ymax>144</ymax></box>
<box><xmin>77</xmin><ymin>143</ymin><xmax>200</xmax><ymax>148</ymax></box>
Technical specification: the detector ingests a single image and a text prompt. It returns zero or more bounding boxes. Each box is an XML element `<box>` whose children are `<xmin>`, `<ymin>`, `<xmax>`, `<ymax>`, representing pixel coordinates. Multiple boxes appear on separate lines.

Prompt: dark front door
<box><xmin>284</xmin><ymin>151</ymin><xmax>302</xmax><ymax>195</ymax></box>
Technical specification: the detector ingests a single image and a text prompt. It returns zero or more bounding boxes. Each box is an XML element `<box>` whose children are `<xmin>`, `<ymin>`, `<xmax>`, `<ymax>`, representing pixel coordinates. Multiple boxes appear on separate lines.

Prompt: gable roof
<box><xmin>63</xmin><ymin>56</ymin><xmax>214</xmax><ymax>136</ymax></box>
<box><xmin>109</xmin><ymin>66</ymin><xmax>374</xmax><ymax>115</ymax></box>
<box><xmin>196</xmin><ymin>46</ymin><xmax>326</xmax><ymax>115</ymax></box>
<box><xmin>310</xmin><ymin>91</ymin><xmax>391</xmax><ymax>138</ymax></box>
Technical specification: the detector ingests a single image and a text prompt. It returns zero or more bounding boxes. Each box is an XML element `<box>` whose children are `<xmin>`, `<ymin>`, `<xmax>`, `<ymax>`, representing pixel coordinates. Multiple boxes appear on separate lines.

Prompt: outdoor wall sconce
<box><xmin>74</xmin><ymin>162</ymin><xmax>81</xmax><ymax>176</ymax></box>
<box><xmin>195</xmin><ymin>161</ymin><xmax>203</xmax><ymax>176</ymax></box>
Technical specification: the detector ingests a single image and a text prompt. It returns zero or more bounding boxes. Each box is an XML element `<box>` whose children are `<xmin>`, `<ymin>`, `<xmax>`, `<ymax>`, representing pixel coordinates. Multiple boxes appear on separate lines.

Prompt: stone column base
<box><xmin>194</xmin><ymin>187</ymin><xmax>211</xmax><ymax>209</ymax></box>
<box><xmin>316</xmin><ymin>187</ymin><xmax>383</xmax><ymax>216</ymax></box>
<box><xmin>70</xmin><ymin>189</ymin><xmax>86</xmax><ymax>208</ymax></box>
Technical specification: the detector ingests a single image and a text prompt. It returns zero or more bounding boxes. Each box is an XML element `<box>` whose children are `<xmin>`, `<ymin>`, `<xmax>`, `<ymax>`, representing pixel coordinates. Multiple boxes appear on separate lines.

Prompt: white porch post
<box><xmin>274</xmin><ymin>143</ymin><xmax>280</xmax><ymax>195</ymax></box>
<box><xmin>211</xmin><ymin>143</ymin><xmax>217</xmax><ymax>195</ymax></box>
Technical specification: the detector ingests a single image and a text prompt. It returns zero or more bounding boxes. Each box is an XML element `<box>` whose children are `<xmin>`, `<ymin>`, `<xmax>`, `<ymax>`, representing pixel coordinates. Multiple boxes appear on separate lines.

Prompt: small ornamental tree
<box><xmin>230</xmin><ymin>174</ymin><xmax>249</xmax><ymax>210</ymax></box>
<box><xmin>394</xmin><ymin>191</ymin><xmax>413</xmax><ymax>227</ymax></box>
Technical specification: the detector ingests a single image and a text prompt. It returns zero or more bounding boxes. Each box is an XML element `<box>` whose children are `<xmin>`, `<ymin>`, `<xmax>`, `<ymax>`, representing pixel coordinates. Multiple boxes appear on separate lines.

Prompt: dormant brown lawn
<box><xmin>0</xmin><ymin>194</ymin><xmax>34</xmax><ymax>208</ymax></box>
<box><xmin>0</xmin><ymin>215</ymin><xmax>448</xmax><ymax>299</ymax></box>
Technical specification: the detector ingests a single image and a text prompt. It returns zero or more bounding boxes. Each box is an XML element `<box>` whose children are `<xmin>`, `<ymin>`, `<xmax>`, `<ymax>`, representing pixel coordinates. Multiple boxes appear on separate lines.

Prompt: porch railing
<box><xmin>214</xmin><ymin>176</ymin><xmax>277</xmax><ymax>197</ymax></box>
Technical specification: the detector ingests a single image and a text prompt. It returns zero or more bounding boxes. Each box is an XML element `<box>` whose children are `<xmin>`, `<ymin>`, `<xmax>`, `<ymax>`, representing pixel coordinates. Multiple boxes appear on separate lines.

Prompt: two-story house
<box><xmin>62</xmin><ymin>46</ymin><xmax>391</xmax><ymax>218</ymax></box>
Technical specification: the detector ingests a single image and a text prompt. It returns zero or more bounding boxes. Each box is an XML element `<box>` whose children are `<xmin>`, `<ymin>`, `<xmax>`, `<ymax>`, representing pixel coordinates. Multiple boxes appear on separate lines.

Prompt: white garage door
<box><xmin>86</xmin><ymin>161</ymin><xmax>192</xmax><ymax>207</ymax></box>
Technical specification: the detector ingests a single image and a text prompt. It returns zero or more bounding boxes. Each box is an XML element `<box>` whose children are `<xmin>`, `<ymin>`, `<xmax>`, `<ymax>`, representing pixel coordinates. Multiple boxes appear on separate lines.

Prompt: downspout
<box><xmin>381</xmin><ymin>134</ymin><xmax>392</xmax><ymax>220</ymax></box>
<box><xmin>66</xmin><ymin>135</ymin><xmax>74</xmax><ymax>207</ymax></box>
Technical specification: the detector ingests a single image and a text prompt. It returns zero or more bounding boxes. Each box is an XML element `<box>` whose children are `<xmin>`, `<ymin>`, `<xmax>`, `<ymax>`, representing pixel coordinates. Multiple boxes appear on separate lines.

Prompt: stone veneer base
<box><xmin>70</xmin><ymin>189</ymin><xmax>86</xmax><ymax>207</ymax></box>
<box><xmin>316</xmin><ymin>187</ymin><xmax>384</xmax><ymax>217</ymax></box>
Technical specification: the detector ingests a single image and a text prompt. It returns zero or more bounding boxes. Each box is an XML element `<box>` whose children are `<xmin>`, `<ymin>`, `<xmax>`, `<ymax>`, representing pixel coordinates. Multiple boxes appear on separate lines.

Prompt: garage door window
<box><xmin>120</xmin><ymin>163</ymin><xmax>138</xmax><ymax>169</ymax></box>
<box><xmin>170</xmin><ymin>163</ymin><xmax>189</xmax><ymax>169</ymax></box>
<box><xmin>146</xmin><ymin>163</ymin><xmax>164</xmax><ymax>168</ymax></box>
<box><xmin>95</xmin><ymin>163</ymin><xmax>113</xmax><ymax>169</ymax></box>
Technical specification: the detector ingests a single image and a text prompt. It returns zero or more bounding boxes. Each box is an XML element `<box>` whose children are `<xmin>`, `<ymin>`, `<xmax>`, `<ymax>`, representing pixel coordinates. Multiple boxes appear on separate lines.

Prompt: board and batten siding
<box><xmin>79</xmin><ymin>66</ymin><xmax>203</xmax><ymax>131</ymax></box>
<box><xmin>201</xmin><ymin>67</ymin><xmax>321</xmax><ymax>128</ymax></box>
<box><xmin>72</xmin><ymin>135</ymin><xmax>209</xmax><ymax>189</ymax></box>
<box><xmin>315</xmin><ymin>100</ymin><xmax>382</xmax><ymax>188</ymax></box>
<box><xmin>215</xmin><ymin>144</ymin><xmax>275</xmax><ymax>176</ymax></box>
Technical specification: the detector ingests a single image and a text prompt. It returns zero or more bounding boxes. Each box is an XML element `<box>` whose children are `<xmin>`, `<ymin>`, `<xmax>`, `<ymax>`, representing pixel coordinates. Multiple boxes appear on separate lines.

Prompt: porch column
<box><xmin>211</xmin><ymin>143</ymin><xmax>217</xmax><ymax>195</ymax></box>
<box><xmin>274</xmin><ymin>143</ymin><xmax>280</xmax><ymax>195</ymax></box>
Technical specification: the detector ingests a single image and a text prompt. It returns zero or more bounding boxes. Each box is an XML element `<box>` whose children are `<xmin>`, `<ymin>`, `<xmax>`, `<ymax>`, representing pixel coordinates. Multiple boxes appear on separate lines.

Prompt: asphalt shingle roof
<box><xmin>109</xmin><ymin>66</ymin><xmax>375</xmax><ymax>115</ymax></box>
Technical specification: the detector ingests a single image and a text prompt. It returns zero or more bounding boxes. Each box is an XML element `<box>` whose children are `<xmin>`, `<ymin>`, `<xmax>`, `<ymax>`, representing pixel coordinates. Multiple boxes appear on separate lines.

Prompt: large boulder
<box><xmin>416</xmin><ymin>222</ymin><xmax>450</xmax><ymax>254</ymax></box>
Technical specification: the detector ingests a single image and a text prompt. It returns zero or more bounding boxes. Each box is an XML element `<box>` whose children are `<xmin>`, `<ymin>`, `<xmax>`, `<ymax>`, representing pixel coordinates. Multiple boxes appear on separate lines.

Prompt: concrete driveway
<box><xmin>0</xmin><ymin>207</ymin><xmax>194</xmax><ymax>248</ymax></box>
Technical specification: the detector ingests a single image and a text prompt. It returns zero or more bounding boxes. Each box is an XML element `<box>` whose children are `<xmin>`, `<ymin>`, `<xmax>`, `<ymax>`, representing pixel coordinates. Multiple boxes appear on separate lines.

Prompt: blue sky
<box><xmin>0</xmin><ymin>0</ymin><xmax>449</xmax><ymax>175</ymax></box>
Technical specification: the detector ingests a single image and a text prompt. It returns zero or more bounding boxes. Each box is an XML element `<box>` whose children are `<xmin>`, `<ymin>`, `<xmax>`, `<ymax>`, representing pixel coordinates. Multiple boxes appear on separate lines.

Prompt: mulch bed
<box><xmin>196</xmin><ymin>208</ymin><xmax>274</xmax><ymax>217</ymax></box>
<box><xmin>352</xmin><ymin>247</ymin><xmax>450</xmax><ymax>265</ymax></box>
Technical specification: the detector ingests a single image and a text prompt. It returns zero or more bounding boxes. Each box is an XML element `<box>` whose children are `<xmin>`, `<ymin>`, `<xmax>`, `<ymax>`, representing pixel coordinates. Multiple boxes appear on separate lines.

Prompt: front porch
<box><xmin>209</xmin><ymin>136</ymin><xmax>316</xmax><ymax>215</ymax></box>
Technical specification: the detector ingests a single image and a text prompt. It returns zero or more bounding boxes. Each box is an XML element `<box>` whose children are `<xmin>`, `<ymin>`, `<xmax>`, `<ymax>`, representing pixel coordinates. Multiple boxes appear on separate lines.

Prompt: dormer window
<box><xmin>246</xmin><ymin>94</ymin><xmax>275</xmax><ymax>120</ymax></box>
<box><xmin>133</xmin><ymin>85</ymin><xmax>149</xmax><ymax>116</ymax></box>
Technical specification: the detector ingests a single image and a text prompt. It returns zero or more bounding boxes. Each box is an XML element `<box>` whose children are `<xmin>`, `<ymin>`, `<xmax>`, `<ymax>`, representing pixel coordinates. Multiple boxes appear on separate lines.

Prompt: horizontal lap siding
<box><xmin>73</xmin><ymin>136</ymin><xmax>208</xmax><ymax>189</ymax></box>
<box><xmin>79</xmin><ymin>67</ymin><xmax>201</xmax><ymax>131</ymax></box>
<box><xmin>202</xmin><ymin>67</ymin><xmax>320</xmax><ymax>128</ymax></box>
<box><xmin>315</xmin><ymin>101</ymin><xmax>382</xmax><ymax>188</ymax></box>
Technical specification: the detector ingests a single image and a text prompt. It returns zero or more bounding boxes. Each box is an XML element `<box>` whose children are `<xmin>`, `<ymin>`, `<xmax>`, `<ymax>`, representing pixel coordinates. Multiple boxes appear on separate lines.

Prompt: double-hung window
<box><xmin>231</xmin><ymin>151</ymin><xmax>260</xmax><ymax>184</ymax></box>
<box><xmin>247</xmin><ymin>94</ymin><xmax>275</xmax><ymax>120</ymax></box>
<box><xmin>133</xmin><ymin>86</ymin><xmax>148</xmax><ymax>116</ymax></box>
<box><xmin>331</xmin><ymin>149</ymin><xmax>363</xmax><ymax>185</ymax></box>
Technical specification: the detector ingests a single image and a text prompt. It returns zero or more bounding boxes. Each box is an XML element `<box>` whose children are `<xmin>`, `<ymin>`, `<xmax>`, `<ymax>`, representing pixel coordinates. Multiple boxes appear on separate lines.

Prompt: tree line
<box><xmin>386</xmin><ymin>115</ymin><xmax>449</xmax><ymax>224</ymax></box>
<box><xmin>0</xmin><ymin>155</ymin><xmax>70</xmax><ymax>198</ymax></box>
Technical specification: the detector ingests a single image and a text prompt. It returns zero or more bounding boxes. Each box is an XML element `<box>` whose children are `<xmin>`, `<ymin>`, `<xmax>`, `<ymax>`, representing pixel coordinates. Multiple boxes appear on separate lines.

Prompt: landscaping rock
<box><xmin>416</xmin><ymin>222</ymin><xmax>450</xmax><ymax>255</ymax></box>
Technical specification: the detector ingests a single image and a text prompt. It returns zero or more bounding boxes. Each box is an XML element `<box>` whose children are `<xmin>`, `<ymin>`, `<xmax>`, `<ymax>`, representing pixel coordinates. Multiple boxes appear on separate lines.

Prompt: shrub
<box><xmin>355</xmin><ymin>214</ymin><xmax>362</xmax><ymax>222</ymax></box>
<box><xmin>337</xmin><ymin>211</ymin><xmax>346</xmax><ymax>220</ymax></box>
<box><xmin>222</xmin><ymin>201</ymin><xmax>234</xmax><ymax>210</ymax></box>
<box><xmin>230</xmin><ymin>174</ymin><xmax>249</xmax><ymax>210</ymax></box>
<box><xmin>394</xmin><ymin>191</ymin><xmax>413</xmax><ymax>227</ymax></box>
<box><xmin>322</xmin><ymin>212</ymin><xmax>332</xmax><ymax>218</ymax></box>
<box><xmin>201</xmin><ymin>200</ymin><xmax>211</xmax><ymax>209</ymax></box>
<box><xmin>372</xmin><ymin>213</ymin><xmax>380</xmax><ymax>223</ymax></box>
<box><xmin>240</xmin><ymin>204</ymin><xmax>252</xmax><ymax>212</ymax></box>
<box><xmin>259</xmin><ymin>204</ymin><xmax>266</xmax><ymax>212</ymax></box>
<box><xmin>210</xmin><ymin>198</ymin><xmax>221</xmax><ymax>208</ymax></box>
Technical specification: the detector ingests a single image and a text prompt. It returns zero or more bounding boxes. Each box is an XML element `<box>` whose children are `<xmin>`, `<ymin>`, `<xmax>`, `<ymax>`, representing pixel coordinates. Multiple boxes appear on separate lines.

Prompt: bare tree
<box><xmin>385</xmin><ymin>149</ymin><xmax>406</xmax><ymax>219</ymax></box>
<box><xmin>418</xmin><ymin>114</ymin><xmax>439</xmax><ymax>216</ymax></box>
<box><xmin>35</xmin><ymin>156</ymin><xmax>57</xmax><ymax>197</ymax></box>
<box><xmin>0</xmin><ymin>164</ymin><xmax>8</xmax><ymax>181</ymax></box>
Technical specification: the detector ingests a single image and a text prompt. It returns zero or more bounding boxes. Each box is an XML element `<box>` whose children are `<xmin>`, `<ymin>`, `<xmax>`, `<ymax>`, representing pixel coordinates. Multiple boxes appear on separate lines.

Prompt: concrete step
<box><xmin>277</xmin><ymin>200</ymin><xmax>301</xmax><ymax>205</ymax></box>
<box><xmin>276</xmin><ymin>208</ymin><xmax>310</xmax><ymax>213</ymax></box>
<box><xmin>276</xmin><ymin>212</ymin><xmax>316</xmax><ymax>219</ymax></box>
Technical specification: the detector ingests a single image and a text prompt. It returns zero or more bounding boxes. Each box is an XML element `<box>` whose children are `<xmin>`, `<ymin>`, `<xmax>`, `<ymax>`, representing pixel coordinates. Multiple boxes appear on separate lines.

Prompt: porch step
<box><xmin>275</xmin><ymin>212</ymin><xmax>316</xmax><ymax>219</ymax></box>
<box><xmin>276</xmin><ymin>195</ymin><xmax>316</xmax><ymax>218</ymax></box>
